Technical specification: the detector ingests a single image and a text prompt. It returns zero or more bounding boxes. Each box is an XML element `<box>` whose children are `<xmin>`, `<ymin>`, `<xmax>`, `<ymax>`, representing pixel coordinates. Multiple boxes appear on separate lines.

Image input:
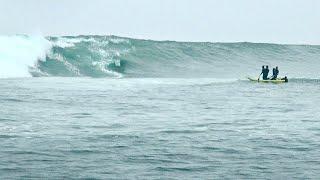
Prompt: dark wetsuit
<box><xmin>281</xmin><ymin>76</ymin><xmax>288</xmax><ymax>82</ymax></box>
<box><xmin>262</xmin><ymin>68</ymin><xmax>269</xmax><ymax>80</ymax></box>
<box><xmin>275</xmin><ymin>69</ymin><xmax>279</xmax><ymax>78</ymax></box>
<box><xmin>271</xmin><ymin>69</ymin><xmax>279</xmax><ymax>80</ymax></box>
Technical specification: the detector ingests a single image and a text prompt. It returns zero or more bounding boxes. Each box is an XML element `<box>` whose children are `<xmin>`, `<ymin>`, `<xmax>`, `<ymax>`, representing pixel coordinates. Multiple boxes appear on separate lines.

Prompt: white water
<box><xmin>0</xmin><ymin>35</ymin><xmax>51</xmax><ymax>78</ymax></box>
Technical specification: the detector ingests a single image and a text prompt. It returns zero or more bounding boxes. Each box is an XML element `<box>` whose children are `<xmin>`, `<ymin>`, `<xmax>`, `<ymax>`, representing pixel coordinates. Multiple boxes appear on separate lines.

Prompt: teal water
<box><xmin>0</xmin><ymin>78</ymin><xmax>320</xmax><ymax>179</ymax></box>
<box><xmin>1</xmin><ymin>35</ymin><xmax>320</xmax><ymax>179</ymax></box>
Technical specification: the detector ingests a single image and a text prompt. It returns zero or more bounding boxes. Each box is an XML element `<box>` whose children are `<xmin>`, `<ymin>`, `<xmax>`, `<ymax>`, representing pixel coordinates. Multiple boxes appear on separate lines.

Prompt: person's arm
<box><xmin>260</xmin><ymin>70</ymin><xmax>263</xmax><ymax>75</ymax></box>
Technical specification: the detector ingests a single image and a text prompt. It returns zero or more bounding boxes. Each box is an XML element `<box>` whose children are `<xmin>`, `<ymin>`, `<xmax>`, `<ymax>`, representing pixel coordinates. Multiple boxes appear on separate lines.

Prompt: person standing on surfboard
<box><xmin>271</xmin><ymin>66</ymin><xmax>279</xmax><ymax>80</ymax></box>
<box><xmin>258</xmin><ymin>65</ymin><xmax>270</xmax><ymax>80</ymax></box>
<box><xmin>259</xmin><ymin>66</ymin><xmax>264</xmax><ymax>80</ymax></box>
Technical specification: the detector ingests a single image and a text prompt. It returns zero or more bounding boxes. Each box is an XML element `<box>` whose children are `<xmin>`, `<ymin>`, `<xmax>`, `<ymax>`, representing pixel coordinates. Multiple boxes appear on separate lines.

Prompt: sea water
<box><xmin>1</xmin><ymin>78</ymin><xmax>319</xmax><ymax>179</ymax></box>
<box><xmin>0</xmin><ymin>35</ymin><xmax>320</xmax><ymax>179</ymax></box>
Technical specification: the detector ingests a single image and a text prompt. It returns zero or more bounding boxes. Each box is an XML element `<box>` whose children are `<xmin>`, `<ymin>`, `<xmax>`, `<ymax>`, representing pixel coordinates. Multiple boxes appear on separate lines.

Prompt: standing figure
<box><xmin>263</xmin><ymin>66</ymin><xmax>270</xmax><ymax>80</ymax></box>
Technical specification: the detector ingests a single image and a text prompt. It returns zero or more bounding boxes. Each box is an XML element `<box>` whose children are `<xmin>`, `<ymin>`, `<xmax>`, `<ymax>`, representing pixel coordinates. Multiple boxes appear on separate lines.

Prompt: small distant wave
<box><xmin>160</xmin><ymin>129</ymin><xmax>206</xmax><ymax>134</ymax></box>
<box><xmin>289</xmin><ymin>78</ymin><xmax>320</xmax><ymax>83</ymax></box>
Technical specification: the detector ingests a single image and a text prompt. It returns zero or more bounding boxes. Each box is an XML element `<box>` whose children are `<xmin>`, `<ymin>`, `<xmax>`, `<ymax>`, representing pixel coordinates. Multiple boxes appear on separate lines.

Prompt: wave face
<box><xmin>1</xmin><ymin>35</ymin><xmax>320</xmax><ymax>78</ymax></box>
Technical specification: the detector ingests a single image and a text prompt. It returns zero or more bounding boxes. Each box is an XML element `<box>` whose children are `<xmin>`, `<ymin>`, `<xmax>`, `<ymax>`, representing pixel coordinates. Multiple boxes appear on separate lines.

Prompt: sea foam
<box><xmin>0</xmin><ymin>35</ymin><xmax>51</xmax><ymax>78</ymax></box>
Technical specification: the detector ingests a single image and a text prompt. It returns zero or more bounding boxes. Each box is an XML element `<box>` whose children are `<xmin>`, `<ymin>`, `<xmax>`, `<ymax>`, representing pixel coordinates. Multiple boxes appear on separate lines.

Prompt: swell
<box><xmin>1</xmin><ymin>35</ymin><xmax>320</xmax><ymax>79</ymax></box>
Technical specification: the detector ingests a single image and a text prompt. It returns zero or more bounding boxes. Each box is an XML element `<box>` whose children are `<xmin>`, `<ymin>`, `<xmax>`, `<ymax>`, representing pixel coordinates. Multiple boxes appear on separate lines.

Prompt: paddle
<box><xmin>258</xmin><ymin>73</ymin><xmax>262</xmax><ymax>81</ymax></box>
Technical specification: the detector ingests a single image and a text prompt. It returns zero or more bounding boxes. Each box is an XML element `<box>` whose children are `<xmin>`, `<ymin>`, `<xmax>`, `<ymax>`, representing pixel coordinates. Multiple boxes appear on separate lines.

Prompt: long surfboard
<box><xmin>248</xmin><ymin>77</ymin><xmax>287</xmax><ymax>83</ymax></box>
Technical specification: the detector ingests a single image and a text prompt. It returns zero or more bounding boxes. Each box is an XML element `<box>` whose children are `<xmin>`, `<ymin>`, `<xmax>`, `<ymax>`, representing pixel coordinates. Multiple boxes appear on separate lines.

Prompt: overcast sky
<box><xmin>0</xmin><ymin>0</ymin><xmax>319</xmax><ymax>44</ymax></box>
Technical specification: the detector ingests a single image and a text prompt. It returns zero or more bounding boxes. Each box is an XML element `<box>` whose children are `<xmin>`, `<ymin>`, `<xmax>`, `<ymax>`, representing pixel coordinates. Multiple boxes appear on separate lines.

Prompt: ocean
<box><xmin>0</xmin><ymin>35</ymin><xmax>320</xmax><ymax>179</ymax></box>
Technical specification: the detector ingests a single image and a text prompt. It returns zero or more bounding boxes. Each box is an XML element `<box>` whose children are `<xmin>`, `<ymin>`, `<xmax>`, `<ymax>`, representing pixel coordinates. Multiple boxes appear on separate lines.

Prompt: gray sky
<box><xmin>0</xmin><ymin>0</ymin><xmax>319</xmax><ymax>44</ymax></box>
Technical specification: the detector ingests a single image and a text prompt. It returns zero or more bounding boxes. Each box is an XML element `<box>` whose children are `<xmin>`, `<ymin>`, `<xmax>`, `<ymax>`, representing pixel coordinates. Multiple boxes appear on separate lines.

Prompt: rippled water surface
<box><xmin>0</xmin><ymin>78</ymin><xmax>319</xmax><ymax>179</ymax></box>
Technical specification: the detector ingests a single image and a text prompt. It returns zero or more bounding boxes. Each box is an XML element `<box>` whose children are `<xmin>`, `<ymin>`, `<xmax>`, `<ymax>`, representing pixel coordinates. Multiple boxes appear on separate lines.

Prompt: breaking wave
<box><xmin>1</xmin><ymin>35</ymin><xmax>320</xmax><ymax>79</ymax></box>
